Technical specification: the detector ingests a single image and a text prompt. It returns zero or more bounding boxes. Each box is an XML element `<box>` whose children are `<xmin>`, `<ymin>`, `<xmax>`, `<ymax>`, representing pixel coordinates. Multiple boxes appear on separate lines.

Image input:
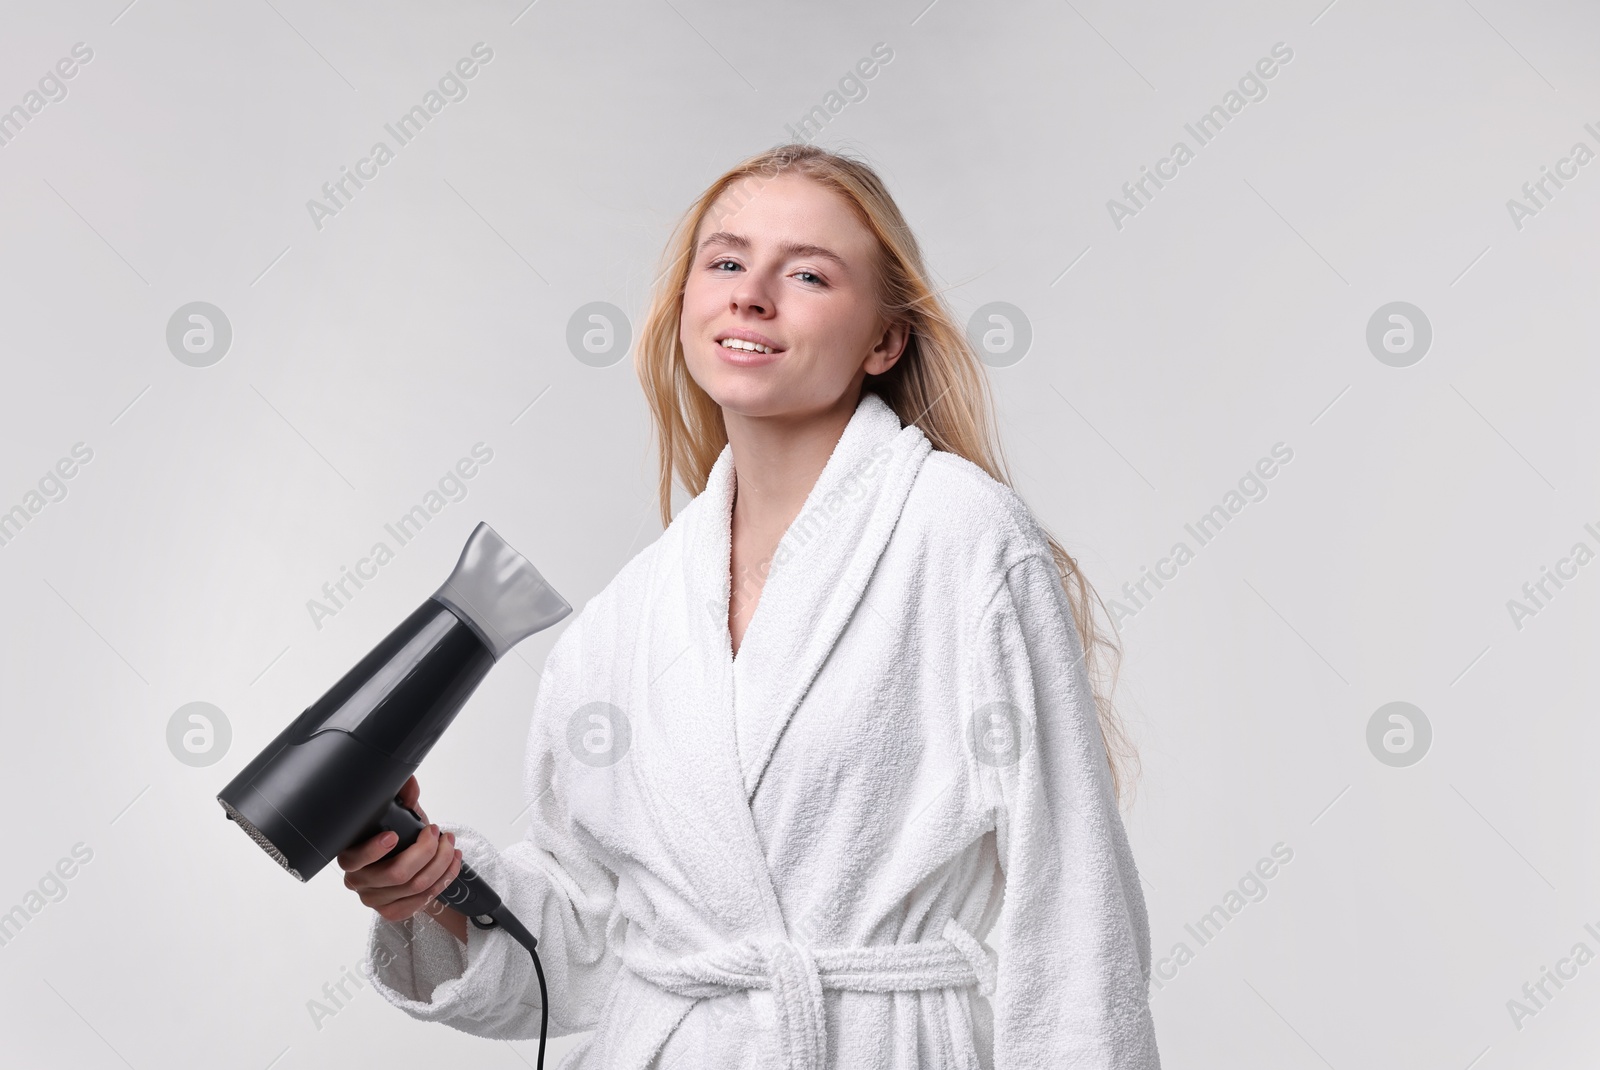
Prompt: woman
<box><xmin>340</xmin><ymin>144</ymin><xmax>1161</xmax><ymax>1069</ymax></box>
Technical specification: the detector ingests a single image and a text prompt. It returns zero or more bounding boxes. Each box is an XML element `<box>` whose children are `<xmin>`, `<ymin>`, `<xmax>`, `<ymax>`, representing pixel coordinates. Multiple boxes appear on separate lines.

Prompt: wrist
<box><xmin>421</xmin><ymin>899</ymin><xmax>470</xmax><ymax>943</ymax></box>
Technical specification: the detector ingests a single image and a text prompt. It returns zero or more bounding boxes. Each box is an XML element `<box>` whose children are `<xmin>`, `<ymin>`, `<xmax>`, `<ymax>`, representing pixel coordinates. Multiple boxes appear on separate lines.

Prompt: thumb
<box><xmin>399</xmin><ymin>776</ymin><xmax>427</xmax><ymax>822</ymax></box>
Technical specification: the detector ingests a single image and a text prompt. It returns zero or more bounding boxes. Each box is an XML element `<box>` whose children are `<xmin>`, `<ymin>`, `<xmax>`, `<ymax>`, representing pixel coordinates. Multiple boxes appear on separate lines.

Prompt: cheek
<box><xmin>794</xmin><ymin>303</ymin><xmax>861</xmax><ymax>361</ymax></box>
<box><xmin>680</xmin><ymin>279</ymin><xmax>717</xmax><ymax>329</ymax></box>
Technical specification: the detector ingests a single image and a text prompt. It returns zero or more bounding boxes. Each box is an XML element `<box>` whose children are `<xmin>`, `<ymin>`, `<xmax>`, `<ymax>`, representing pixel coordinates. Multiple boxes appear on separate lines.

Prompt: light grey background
<box><xmin>1</xmin><ymin>0</ymin><xmax>1595</xmax><ymax>1066</ymax></box>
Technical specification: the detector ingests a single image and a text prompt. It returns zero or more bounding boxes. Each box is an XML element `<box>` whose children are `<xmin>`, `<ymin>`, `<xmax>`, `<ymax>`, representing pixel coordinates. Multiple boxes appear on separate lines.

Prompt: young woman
<box><xmin>339</xmin><ymin>144</ymin><xmax>1161</xmax><ymax>1069</ymax></box>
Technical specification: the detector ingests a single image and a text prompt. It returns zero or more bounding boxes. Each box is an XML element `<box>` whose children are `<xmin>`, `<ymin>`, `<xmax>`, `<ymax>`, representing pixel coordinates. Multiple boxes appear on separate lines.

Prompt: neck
<box><xmin>723</xmin><ymin>389</ymin><xmax>861</xmax><ymax>542</ymax></box>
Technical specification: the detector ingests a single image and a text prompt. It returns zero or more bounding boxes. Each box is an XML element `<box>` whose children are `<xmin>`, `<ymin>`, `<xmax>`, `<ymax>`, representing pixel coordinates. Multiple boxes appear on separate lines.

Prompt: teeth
<box><xmin>721</xmin><ymin>338</ymin><xmax>774</xmax><ymax>354</ymax></box>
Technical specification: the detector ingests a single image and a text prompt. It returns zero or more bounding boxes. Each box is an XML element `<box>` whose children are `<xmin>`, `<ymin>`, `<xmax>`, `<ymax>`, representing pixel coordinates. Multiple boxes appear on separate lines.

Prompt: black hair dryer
<box><xmin>217</xmin><ymin>521</ymin><xmax>569</xmax><ymax>1066</ymax></box>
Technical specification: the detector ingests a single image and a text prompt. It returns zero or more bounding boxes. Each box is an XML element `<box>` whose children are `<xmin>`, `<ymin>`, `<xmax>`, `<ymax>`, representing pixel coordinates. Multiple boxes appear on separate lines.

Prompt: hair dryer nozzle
<box><xmin>432</xmin><ymin>522</ymin><xmax>572</xmax><ymax>660</ymax></box>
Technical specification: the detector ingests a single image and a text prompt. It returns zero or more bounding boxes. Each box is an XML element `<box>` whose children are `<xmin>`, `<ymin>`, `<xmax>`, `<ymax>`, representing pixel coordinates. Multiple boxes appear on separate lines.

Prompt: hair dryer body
<box><xmin>218</xmin><ymin>521</ymin><xmax>571</xmax><ymax>921</ymax></box>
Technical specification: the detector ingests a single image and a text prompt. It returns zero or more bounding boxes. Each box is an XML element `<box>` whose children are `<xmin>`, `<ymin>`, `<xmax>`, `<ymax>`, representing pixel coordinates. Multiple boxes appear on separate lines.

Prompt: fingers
<box><xmin>350</xmin><ymin>824</ymin><xmax>455</xmax><ymax>907</ymax></box>
<box><xmin>337</xmin><ymin>828</ymin><xmax>400</xmax><ymax>873</ymax></box>
<box><xmin>345</xmin><ymin>822</ymin><xmax>436</xmax><ymax>893</ymax></box>
<box><xmin>377</xmin><ymin>860</ymin><xmax>461</xmax><ymax>923</ymax></box>
<box><xmin>398</xmin><ymin>775</ymin><xmax>428</xmax><ymax>823</ymax></box>
<box><xmin>420</xmin><ymin>845</ymin><xmax>464</xmax><ymax>901</ymax></box>
<box><xmin>401</xmin><ymin>832</ymin><xmax>458</xmax><ymax>899</ymax></box>
<box><xmin>372</xmin><ymin>837</ymin><xmax>463</xmax><ymax>922</ymax></box>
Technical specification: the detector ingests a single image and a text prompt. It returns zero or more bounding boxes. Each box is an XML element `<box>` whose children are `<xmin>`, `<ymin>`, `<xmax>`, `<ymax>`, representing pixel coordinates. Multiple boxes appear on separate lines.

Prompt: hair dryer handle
<box><xmin>377</xmin><ymin>797</ymin><xmax>504</xmax><ymax>921</ymax></box>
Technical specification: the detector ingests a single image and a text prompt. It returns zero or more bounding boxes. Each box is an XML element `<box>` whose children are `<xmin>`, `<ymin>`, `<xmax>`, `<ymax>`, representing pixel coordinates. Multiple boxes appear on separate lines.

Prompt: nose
<box><xmin>729</xmin><ymin>274</ymin><xmax>772</xmax><ymax>316</ymax></box>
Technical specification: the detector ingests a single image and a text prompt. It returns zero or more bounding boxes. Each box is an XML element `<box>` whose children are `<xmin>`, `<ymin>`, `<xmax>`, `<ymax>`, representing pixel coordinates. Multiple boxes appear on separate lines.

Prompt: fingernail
<box><xmin>446</xmin><ymin>832</ymin><xmax>455</xmax><ymax>844</ymax></box>
<box><xmin>383</xmin><ymin>832</ymin><xmax>397</xmax><ymax>846</ymax></box>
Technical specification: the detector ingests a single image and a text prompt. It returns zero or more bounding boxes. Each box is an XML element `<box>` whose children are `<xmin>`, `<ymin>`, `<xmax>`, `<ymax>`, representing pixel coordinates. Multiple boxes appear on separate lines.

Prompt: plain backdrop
<box><xmin>0</xmin><ymin>0</ymin><xmax>1596</xmax><ymax>1067</ymax></box>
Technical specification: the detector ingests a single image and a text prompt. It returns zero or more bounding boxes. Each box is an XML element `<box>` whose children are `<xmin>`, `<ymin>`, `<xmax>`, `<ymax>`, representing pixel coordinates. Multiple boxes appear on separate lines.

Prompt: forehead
<box><xmin>697</xmin><ymin>172</ymin><xmax>872</xmax><ymax>257</ymax></box>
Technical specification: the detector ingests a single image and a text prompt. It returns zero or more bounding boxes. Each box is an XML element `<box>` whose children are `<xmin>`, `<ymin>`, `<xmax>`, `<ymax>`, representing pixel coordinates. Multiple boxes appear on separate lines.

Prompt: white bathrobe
<box><xmin>365</xmin><ymin>390</ymin><xmax>1161</xmax><ymax>1069</ymax></box>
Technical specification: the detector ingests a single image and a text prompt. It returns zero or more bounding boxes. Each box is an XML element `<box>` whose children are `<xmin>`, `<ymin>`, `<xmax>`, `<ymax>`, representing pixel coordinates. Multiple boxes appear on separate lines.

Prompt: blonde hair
<box><xmin>632</xmin><ymin>143</ymin><xmax>1141</xmax><ymax>806</ymax></box>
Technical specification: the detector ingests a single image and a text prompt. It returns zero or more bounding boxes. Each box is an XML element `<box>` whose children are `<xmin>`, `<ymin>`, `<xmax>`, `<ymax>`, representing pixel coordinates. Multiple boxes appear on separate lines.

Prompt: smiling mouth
<box><xmin>718</xmin><ymin>338</ymin><xmax>780</xmax><ymax>355</ymax></box>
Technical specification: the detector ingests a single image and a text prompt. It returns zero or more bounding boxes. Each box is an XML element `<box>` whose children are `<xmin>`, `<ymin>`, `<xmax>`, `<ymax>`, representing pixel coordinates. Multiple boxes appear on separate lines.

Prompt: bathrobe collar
<box><xmin>682</xmin><ymin>390</ymin><xmax>934</xmax><ymax>802</ymax></box>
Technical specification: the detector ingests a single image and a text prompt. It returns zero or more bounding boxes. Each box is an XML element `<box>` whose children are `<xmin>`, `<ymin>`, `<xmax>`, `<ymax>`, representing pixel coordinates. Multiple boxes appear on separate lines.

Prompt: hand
<box><xmin>337</xmin><ymin>775</ymin><xmax>467</xmax><ymax>939</ymax></box>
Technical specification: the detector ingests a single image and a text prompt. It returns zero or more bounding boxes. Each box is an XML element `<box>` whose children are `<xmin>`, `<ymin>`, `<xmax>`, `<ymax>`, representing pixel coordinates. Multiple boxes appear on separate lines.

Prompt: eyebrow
<box><xmin>696</xmin><ymin>231</ymin><xmax>850</xmax><ymax>271</ymax></box>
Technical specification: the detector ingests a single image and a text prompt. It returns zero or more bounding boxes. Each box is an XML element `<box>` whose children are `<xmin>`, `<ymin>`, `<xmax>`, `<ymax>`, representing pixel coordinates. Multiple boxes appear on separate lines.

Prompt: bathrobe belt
<box><xmin>622</xmin><ymin>918</ymin><xmax>997</xmax><ymax>1070</ymax></box>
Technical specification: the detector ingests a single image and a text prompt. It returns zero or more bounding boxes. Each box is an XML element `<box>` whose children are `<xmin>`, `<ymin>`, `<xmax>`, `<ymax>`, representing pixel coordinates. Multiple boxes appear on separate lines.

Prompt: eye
<box><xmin>705</xmin><ymin>258</ymin><xmax>826</xmax><ymax>286</ymax></box>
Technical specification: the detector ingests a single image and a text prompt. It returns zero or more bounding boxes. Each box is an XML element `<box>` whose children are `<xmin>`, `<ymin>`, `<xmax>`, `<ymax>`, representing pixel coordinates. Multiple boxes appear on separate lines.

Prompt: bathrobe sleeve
<box><xmin>974</xmin><ymin>550</ymin><xmax>1161</xmax><ymax>1068</ymax></box>
<box><xmin>364</xmin><ymin>632</ymin><xmax>623</xmax><ymax>1040</ymax></box>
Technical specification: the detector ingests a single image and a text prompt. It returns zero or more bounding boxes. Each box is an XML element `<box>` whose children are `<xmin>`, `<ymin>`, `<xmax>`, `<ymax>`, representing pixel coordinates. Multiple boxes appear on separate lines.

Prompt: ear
<box><xmin>863</xmin><ymin>319</ymin><xmax>910</xmax><ymax>376</ymax></box>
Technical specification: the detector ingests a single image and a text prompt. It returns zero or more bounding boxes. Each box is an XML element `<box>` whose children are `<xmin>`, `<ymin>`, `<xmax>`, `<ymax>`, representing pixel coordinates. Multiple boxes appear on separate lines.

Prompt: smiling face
<box><xmin>679</xmin><ymin>172</ymin><xmax>907</xmax><ymax>421</ymax></box>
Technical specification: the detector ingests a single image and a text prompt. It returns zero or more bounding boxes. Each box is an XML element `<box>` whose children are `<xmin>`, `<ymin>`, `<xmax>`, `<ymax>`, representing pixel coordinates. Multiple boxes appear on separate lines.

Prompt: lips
<box><xmin>715</xmin><ymin>338</ymin><xmax>784</xmax><ymax>366</ymax></box>
<box><xmin>714</xmin><ymin>328</ymin><xmax>784</xmax><ymax>354</ymax></box>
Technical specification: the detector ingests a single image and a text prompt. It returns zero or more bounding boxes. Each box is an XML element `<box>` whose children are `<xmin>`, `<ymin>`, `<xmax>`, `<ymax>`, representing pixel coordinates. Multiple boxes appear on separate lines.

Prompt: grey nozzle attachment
<box><xmin>432</xmin><ymin>522</ymin><xmax>572</xmax><ymax>660</ymax></box>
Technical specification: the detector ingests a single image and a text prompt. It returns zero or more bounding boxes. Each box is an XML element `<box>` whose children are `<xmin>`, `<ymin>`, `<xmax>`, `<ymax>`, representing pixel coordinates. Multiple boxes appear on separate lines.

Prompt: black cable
<box><xmin>471</xmin><ymin>906</ymin><xmax>549</xmax><ymax>1070</ymax></box>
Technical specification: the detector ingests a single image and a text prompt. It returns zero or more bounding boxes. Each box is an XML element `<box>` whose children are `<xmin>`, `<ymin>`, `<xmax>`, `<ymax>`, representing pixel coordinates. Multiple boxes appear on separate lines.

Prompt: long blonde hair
<box><xmin>632</xmin><ymin>143</ymin><xmax>1141</xmax><ymax>806</ymax></box>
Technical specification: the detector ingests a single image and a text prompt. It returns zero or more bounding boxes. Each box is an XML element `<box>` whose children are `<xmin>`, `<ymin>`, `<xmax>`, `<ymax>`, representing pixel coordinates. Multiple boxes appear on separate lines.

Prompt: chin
<box><xmin>686</xmin><ymin>356</ymin><xmax>778</xmax><ymax>410</ymax></box>
<box><xmin>701</xmin><ymin>378</ymin><xmax>791</xmax><ymax>419</ymax></box>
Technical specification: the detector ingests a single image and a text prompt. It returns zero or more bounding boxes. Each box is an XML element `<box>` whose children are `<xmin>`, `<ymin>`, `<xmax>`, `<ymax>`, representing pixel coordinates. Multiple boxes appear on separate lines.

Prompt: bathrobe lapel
<box><xmin>683</xmin><ymin>391</ymin><xmax>933</xmax><ymax>803</ymax></box>
<box><xmin>629</xmin><ymin>393</ymin><xmax>933</xmax><ymax>946</ymax></box>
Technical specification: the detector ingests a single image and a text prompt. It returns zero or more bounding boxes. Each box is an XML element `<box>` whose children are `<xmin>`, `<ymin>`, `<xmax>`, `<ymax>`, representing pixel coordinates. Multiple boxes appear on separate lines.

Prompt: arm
<box><xmin>974</xmin><ymin>551</ymin><xmax>1161</xmax><ymax>1068</ymax></box>
<box><xmin>364</xmin><ymin>633</ymin><xmax>624</xmax><ymax>1041</ymax></box>
<box><xmin>434</xmin><ymin>901</ymin><xmax>469</xmax><ymax>943</ymax></box>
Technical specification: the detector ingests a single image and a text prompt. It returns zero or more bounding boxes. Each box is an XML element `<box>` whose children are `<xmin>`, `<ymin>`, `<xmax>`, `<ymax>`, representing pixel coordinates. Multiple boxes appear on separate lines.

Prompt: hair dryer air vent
<box><xmin>219</xmin><ymin>797</ymin><xmax>304</xmax><ymax>880</ymax></box>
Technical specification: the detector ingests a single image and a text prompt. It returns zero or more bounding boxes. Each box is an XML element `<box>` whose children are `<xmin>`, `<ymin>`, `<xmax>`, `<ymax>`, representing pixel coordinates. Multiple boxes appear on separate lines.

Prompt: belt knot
<box><xmin>622</xmin><ymin>919</ymin><xmax>994</xmax><ymax>1070</ymax></box>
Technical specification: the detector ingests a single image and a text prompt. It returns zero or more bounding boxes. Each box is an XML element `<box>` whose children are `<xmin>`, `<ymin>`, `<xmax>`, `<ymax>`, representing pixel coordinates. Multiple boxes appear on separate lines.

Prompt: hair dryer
<box><xmin>218</xmin><ymin>521</ymin><xmax>570</xmax><ymax>1067</ymax></box>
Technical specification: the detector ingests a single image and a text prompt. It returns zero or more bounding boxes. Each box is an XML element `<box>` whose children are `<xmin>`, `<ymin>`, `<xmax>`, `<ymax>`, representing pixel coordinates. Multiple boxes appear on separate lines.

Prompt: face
<box><xmin>679</xmin><ymin>172</ymin><xmax>907</xmax><ymax>420</ymax></box>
